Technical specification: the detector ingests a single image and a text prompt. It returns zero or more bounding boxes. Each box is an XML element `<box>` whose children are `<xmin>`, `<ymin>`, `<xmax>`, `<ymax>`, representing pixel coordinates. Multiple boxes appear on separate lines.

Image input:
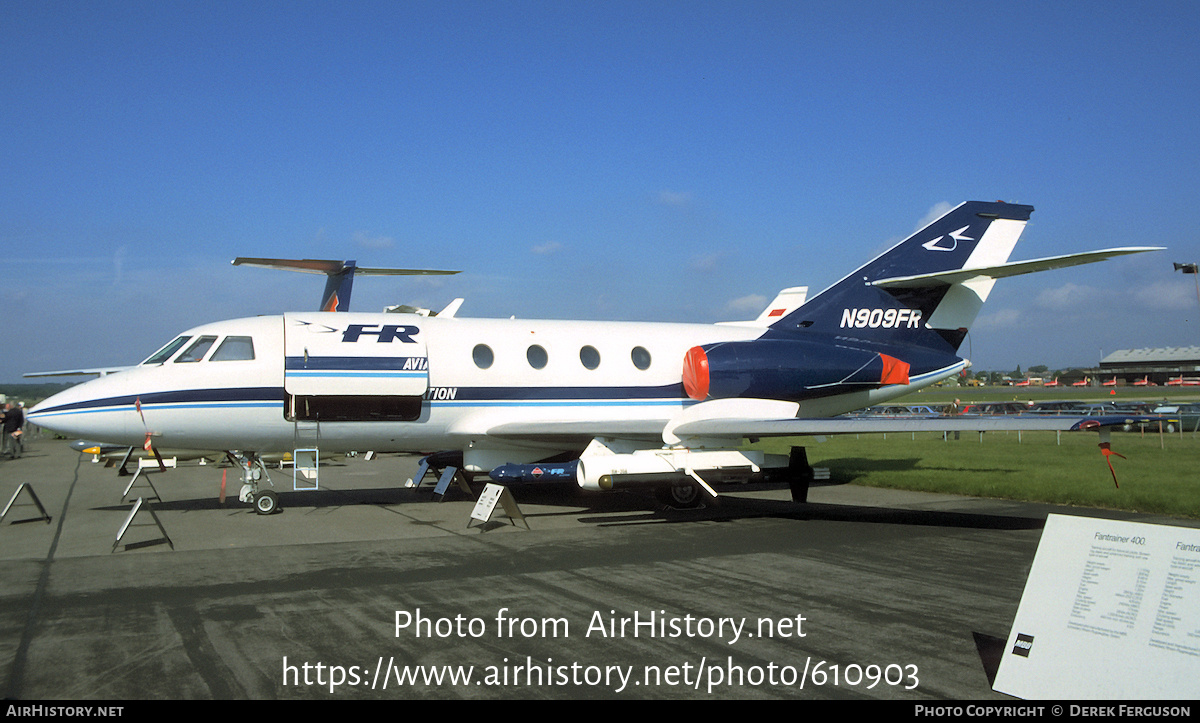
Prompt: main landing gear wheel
<box><xmin>656</xmin><ymin>481</ymin><xmax>702</xmax><ymax>509</ymax></box>
<box><xmin>254</xmin><ymin>489</ymin><xmax>279</xmax><ymax>515</ymax></box>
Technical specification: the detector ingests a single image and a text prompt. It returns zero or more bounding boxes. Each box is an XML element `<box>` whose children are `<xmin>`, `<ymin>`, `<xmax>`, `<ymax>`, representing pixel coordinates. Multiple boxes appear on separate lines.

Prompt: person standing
<box><xmin>2</xmin><ymin>402</ymin><xmax>23</xmax><ymax>459</ymax></box>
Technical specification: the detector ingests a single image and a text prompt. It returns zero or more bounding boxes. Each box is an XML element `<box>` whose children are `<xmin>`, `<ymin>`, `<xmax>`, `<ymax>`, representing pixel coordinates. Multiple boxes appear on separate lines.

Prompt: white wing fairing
<box><xmin>27</xmin><ymin>202</ymin><xmax>1164</xmax><ymax>513</ymax></box>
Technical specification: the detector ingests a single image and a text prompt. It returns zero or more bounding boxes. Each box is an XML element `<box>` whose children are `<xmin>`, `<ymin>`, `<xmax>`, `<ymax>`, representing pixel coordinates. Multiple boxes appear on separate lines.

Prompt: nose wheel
<box><xmin>253</xmin><ymin>489</ymin><xmax>279</xmax><ymax>515</ymax></box>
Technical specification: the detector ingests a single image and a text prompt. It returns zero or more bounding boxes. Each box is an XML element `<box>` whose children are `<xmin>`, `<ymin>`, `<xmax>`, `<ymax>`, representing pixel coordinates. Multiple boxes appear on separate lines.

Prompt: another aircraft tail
<box><xmin>319</xmin><ymin>261</ymin><xmax>357</xmax><ymax>312</ymax></box>
<box><xmin>231</xmin><ymin>257</ymin><xmax>461</xmax><ymax>312</ymax></box>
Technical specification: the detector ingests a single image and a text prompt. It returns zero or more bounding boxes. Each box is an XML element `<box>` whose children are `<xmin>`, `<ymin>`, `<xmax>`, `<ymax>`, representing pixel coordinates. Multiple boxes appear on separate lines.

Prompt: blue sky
<box><xmin>3</xmin><ymin>1</ymin><xmax>1198</xmax><ymax>382</ymax></box>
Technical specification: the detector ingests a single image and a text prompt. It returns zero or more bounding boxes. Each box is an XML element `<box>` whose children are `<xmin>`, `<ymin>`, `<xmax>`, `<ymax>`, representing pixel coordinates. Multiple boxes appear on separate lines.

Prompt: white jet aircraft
<box><xmin>28</xmin><ymin>202</ymin><xmax>1162</xmax><ymax>513</ymax></box>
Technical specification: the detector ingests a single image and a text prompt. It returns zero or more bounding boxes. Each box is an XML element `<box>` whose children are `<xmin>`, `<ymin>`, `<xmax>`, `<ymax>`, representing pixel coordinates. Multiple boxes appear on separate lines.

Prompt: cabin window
<box><xmin>631</xmin><ymin>346</ymin><xmax>651</xmax><ymax>370</ymax></box>
<box><xmin>289</xmin><ymin>395</ymin><xmax>422</xmax><ymax>422</ymax></box>
<box><xmin>210</xmin><ymin>336</ymin><xmax>256</xmax><ymax>361</ymax></box>
<box><xmin>143</xmin><ymin>336</ymin><xmax>191</xmax><ymax>365</ymax></box>
<box><xmin>526</xmin><ymin>345</ymin><xmax>548</xmax><ymax>369</ymax></box>
<box><xmin>175</xmin><ymin>336</ymin><xmax>218</xmax><ymax>363</ymax></box>
<box><xmin>473</xmin><ymin>344</ymin><xmax>494</xmax><ymax>369</ymax></box>
<box><xmin>579</xmin><ymin>345</ymin><xmax>600</xmax><ymax>370</ymax></box>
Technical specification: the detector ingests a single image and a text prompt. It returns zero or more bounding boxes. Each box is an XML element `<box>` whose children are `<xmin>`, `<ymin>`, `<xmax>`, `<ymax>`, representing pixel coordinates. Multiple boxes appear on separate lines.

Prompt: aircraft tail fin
<box><xmin>769</xmin><ymin>202</ymin><xmax>1161</xmax><ymax>354</ymax></box>
<box><xmin>769</xmin><ymin>201</ymin><xmax>1034</xmax><ymax>352</ymax></box>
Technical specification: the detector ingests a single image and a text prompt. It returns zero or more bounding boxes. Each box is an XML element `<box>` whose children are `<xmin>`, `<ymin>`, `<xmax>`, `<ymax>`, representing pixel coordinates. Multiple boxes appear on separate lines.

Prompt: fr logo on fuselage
<box><xmin>340</xmin><ymin>324</ymin><xmax>420</xmax><ymax>343</ymax></box>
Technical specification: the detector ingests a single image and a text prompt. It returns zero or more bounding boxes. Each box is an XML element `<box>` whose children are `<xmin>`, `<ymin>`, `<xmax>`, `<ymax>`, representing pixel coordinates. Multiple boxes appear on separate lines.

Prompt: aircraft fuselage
<box><xmin>29</xmin><ymin>312</ymin><xmax>961</xmax><ymax>471</ymax></box>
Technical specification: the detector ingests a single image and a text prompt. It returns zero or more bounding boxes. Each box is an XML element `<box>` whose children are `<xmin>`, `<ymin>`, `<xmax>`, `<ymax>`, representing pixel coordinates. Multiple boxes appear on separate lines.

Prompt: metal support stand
<box><xmin>407</xmin><ymin>453</ymin><xmax>474</xmax><ymax>501</ymax></box>
<box><xmin>121</xmin><ymin>458</ymin><xmax>175</xmax><ymax>503</ymax></box>
<box><xmin>112</xmin><ymin>497</ymin><xmax>174</xmax><ymax>553</ymax></box>
<box><xmin>432</xmin><ymin>466</ymin><xmax>472</xmax><ymax>501</ymax></box>
<box><xmin>2</xmin><ymin>483</ymin><xmax>52</xmax><ymax>525</ymax></box>
<box><xmin>406</xmin><ymin>457</ymin><xmax>431</xmax><ymax>488</ymax></box>
<box><xmin>115</xmin><ymin>446</ymin><xmax>135</xmax><ymax>476</ymax></box>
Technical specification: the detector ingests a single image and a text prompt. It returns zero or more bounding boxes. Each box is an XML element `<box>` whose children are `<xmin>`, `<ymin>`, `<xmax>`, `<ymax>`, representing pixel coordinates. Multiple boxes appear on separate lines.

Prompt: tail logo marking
<box><xmin>840</xmin><ymin>308</ymin><xmax>922</xmax><ymax>329</ymax></box>
<box><xmin>921</xmin><ymin>226</ymin><xmax>973</xmax><ymax>252</ymax></box>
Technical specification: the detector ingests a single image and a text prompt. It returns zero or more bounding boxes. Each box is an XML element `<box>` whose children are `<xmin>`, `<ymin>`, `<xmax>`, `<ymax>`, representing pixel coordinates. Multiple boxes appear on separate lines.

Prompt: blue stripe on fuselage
<box><xmin>284</xmin><ymin>356</ymin><xmax>427</xmax><ymax>370</ymax></box>
<box><xmin>29</xmin><ymin>385</ymin><xmax>690</xmax><ymax>418</ymax></box>
<box><xmin>29</xmin><ymin>387</ymin><xmax>287</xmax><ymax>418</ymax></box>
<box><xmin>29</xmin><ymin>364</ymin><xmax>963</xmax><ymax>421</ymax></box>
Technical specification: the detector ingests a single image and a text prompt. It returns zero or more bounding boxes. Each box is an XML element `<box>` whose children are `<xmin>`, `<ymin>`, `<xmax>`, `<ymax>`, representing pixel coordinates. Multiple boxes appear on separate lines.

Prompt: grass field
<box><xmin>750</xmin><ymin>426</ymin><xmax>1200</xmax><ymax>519</ymax></box>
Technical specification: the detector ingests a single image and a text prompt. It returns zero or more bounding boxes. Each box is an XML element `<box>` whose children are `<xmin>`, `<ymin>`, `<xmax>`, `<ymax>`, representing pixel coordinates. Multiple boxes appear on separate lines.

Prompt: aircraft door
<box><xmin>283</xmin><ymin>313</ymin><xmax>428</xmax><ymax>422</ymax></box>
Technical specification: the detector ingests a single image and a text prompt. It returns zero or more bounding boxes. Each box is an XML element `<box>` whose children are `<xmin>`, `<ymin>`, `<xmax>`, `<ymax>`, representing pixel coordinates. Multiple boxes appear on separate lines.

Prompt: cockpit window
<box><xmin>175</xmin><ymin>336</ymin><xmax>218</xmax><ymax>363</ymax></box>
<box><xmin>210</xmin><ymin>336</ymin><xmax>255</xmax><ymax>361</ymax></box>
<box><xmin>142</xmin><ymin>336</ymin><xmax>191</xmax><ymax>365</ymax></box>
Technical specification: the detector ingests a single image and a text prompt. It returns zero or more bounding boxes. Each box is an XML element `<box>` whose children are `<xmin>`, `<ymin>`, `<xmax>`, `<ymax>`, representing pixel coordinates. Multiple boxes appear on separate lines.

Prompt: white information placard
<box><xmin>470</xmin><ymin>483</ymin><xmax>505</xmax><ymax>523</ymax></box>
<box><xmin>994</xmin><ymin>514</ymin><xmax>1200</xmax><ymax>700</ymax></box>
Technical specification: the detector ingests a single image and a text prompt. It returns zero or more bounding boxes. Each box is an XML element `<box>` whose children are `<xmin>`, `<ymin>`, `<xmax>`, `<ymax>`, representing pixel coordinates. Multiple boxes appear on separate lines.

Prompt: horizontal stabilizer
<box><xmin>870</xmin><ymin>247</ymin><xmax>1164</xmax><ymax>289</ymax></box>
<box><xmin>232</xmin><ymin>257</ymin><xmax>460</xmax><ymax>276</ymax></box>
<box><xmin>233</xmin><ymin>257</ymin><xmax>460</xmax><ymax>312</ymax></box>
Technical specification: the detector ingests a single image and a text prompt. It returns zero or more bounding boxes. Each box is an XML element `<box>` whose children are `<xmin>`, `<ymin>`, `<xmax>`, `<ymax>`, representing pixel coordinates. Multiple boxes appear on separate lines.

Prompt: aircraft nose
<box><xmin>27</xmin><ymin>381</ymin><xmax>131</xmax><ymax>444</ymax></box>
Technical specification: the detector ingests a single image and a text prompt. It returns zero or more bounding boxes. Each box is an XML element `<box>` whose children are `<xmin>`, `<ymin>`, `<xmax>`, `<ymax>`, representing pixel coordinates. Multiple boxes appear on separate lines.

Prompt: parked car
<box><xmin>855</xmin><ymin>405</ymin><xmax>942</xmax><ymax>417</ymax></box>
<box><xmin>1026</xmin><ymin>400</ymin><xmax>1089</xmax><ymax>414</ymax></box>
<box><xmin>959</xmin><ymin>402</ymin><xmax>1029</xmax><ymax>415</ymax></box>
<box><xmin>1151</xmin><ymin>403</ymin><xmax>1200</xmax><ymax>434</ymax></box>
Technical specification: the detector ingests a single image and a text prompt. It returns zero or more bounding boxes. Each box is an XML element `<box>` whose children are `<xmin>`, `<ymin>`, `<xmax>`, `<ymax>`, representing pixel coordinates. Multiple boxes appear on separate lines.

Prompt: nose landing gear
<box><xmin>228</xmin><ymin>452</ymin><xmax>280</xmax><ymax>515</ymax></box>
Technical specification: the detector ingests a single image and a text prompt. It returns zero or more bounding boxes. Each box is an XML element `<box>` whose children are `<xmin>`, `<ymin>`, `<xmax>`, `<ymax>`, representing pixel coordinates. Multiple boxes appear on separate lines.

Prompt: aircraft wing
<box><xmin>473</xmin><ymin>419</ymin><xmax>667</xmax><ymax>444</ymax></box>
<box><xmin>666</xmin><ymin>414</ymin><xmax>1150</xmax><ymax>439</ymax></box>
<box><xmin>482</xmin><ymin>407</ymin><xmax>1154</xmax><ymax>447</ymax></box>
<box><xmin>24</xmin><ymin>366</ymin><xmax>133</xmax><ymax>378</ymax></box>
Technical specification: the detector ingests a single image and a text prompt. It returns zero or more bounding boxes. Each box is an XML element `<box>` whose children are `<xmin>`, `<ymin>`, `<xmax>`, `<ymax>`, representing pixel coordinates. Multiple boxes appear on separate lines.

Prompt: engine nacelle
<box><xmin>682</xmin><ymin>339</ymin><xmax>911</xmax><ymax>402</ymax></box>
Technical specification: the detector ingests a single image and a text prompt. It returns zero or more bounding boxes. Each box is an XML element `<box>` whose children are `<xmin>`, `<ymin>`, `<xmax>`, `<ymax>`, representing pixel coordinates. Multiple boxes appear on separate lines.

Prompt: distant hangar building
<box><xmin>1098</xmin><ymin>346</ymin><xmax>1200</xmax><ymax>385</ymax></box>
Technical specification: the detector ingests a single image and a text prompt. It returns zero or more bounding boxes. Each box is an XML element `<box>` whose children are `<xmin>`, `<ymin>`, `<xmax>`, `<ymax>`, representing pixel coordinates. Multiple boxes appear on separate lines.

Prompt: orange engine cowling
<box><xmin>681</xmin><ymin>340</ymin><xmax>913</xmax><ymax>402</ymax></box>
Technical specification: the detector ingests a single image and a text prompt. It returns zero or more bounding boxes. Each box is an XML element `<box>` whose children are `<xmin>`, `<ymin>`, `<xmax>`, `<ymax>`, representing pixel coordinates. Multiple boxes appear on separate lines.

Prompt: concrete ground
<box><xmin>2</xmin><ymin>437</ymin><xmax>1195</xmax><ymax>700</ymax></box>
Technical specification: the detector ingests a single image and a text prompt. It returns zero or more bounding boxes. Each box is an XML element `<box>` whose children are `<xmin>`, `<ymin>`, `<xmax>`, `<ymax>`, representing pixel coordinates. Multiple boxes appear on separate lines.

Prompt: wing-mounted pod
<box><xmin>681</xmin><ymin>339</ymin><xmax>914</xmax><ymax>402</ymax></box>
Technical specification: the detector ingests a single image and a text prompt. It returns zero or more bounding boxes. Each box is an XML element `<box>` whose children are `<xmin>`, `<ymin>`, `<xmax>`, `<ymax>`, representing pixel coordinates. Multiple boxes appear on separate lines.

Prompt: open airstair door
<box><xmin>283</xmin><ymin>312</ymin><xmax>428</xmax><ymax>424</ymax></box>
